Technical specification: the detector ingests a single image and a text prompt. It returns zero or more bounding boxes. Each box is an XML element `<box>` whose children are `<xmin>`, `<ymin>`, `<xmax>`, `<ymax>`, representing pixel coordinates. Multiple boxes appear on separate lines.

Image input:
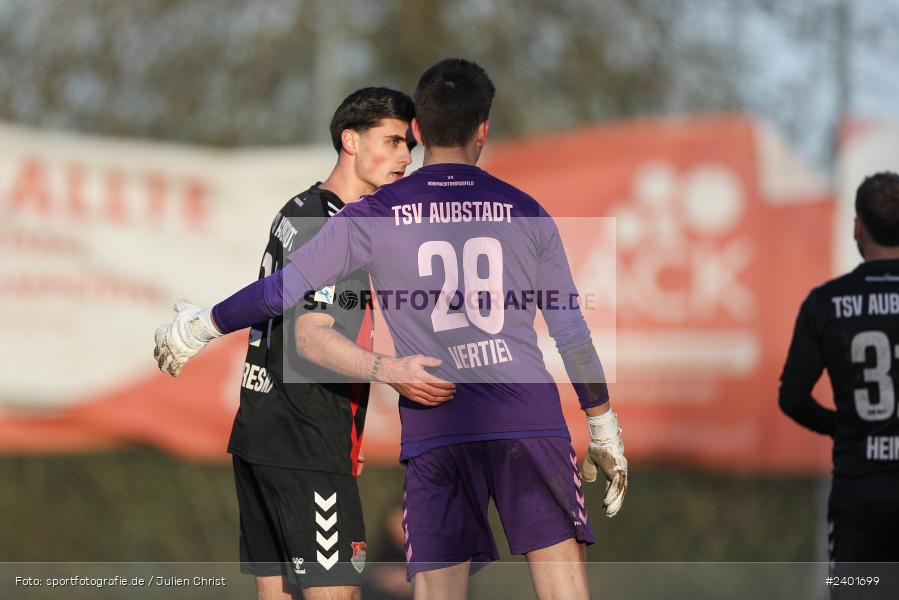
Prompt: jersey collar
<box><xmin>855</xmin><ymin>258</ymin><xmax>899</xmax><ymax>273</ymax></box>
<box><xmin>417</xmin><ymin>163</ymin><xmax>485</xmax><ymax>174</ymax></box>
<box><xmin>312</xmin><ymin>182</ymin><xmax>346</xmax><ymax>214</ymax></box>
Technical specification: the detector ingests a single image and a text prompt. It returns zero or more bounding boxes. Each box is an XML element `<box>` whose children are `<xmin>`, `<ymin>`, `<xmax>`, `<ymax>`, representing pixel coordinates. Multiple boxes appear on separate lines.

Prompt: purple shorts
<box><xmin>401</xmin><ymin>437</ymin><xmax>594</xmax><ymax>580</ymax></box>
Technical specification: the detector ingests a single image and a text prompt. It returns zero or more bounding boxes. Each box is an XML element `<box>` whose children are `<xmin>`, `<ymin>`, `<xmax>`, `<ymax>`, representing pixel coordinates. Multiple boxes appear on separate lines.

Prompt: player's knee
<box><xmin>255</xmin><ymin>575</ymin><xmax>295</xmax><ymax>600</ymax></box>
<box><xmin>300</xmin><ymin>585</ymin><xmax>360</xmax><ymax>600</ymax></box>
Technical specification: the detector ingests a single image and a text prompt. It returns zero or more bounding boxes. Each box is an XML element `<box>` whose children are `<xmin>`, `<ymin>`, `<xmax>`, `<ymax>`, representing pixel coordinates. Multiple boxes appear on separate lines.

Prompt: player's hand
<box><xmin>153</xmin><ymin>299</ymin><xmax>221</xmax><ymax>377</ymax></box>
<box><xmin>354</xmin><ymin>449</ymin><xmax>365</xmax><ymax>477</ymax></box>
<box><xmin>580</xmin><ymin>409</ymin><xmax>628</xmax><ymax>517</ymax></box>
<box><xmin>380</xmin><ymin>355</ymin><xmax>455</xmax><ymax>407</ymax></box>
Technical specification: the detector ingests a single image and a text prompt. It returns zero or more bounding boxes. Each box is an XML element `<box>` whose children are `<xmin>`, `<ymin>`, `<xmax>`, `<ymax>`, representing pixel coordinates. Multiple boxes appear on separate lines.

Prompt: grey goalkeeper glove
<box><xmin>580</xmin><ymin>409</ymin><xmax>628</xmax><ymax>517</ymax></box>
<box><xmin>153</xmin><ymin>299</ymin><xmax>221</xmax><ymax>377</ymax></box>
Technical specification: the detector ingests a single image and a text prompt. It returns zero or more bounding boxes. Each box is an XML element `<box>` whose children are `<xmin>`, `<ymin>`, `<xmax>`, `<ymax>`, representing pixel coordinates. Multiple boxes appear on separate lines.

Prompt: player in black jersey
<box><xmin>229</xmin><ymin>88</ymin><xmax>454</xmax><ymax>600</ymax></box>
<box><xmin>780</xmin><ymin>172</ymin><xmax>899</xmax><ymax>591</ymax></box>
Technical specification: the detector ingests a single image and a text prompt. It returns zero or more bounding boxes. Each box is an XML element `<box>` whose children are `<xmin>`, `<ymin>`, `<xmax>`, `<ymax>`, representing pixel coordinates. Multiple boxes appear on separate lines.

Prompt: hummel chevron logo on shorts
<box><xmin>571</xmin><ymin>451</ymin><xmax>587</xmax><ymax>525</ymax></box>
<box><xmin>315</xmin><ymin>492</ymin><xmax>338</xmax><ymax>570</ymax></box>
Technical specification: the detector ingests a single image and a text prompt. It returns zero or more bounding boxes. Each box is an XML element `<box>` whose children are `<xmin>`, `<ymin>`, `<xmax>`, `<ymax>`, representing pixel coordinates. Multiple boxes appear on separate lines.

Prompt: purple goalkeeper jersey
<box><xmin>212</xmin><ymin>163</ymin><xmax>607</xmax><ymax>459</ymax></box>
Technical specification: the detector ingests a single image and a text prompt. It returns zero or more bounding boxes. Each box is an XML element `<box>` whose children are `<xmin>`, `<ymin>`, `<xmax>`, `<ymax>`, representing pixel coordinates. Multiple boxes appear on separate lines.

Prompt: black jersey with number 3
<box><xmin>780</xmin><ymin>259</ymin><xmax>899</xmax><ymax>477</ymax></box>
<box><xmin>228</xmin><ymin>184</ymin><xmax>372</xmax><ymax>475</ymax></box>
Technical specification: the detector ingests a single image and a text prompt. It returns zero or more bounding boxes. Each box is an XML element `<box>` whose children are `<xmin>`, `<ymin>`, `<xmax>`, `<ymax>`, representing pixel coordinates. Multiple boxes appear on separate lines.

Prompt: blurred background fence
<box><xmin>2</xmin><ymin>0</ymin><xmax>899</xmax><ymax>584</ymax></box>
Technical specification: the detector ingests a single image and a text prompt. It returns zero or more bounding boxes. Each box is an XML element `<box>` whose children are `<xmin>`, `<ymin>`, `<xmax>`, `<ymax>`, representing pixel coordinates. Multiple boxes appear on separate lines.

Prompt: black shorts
<box><xmin>233</xmin><ymin>456</ymin><xmax>367</xmax><ymax>589</ymax></box>
<box><xmin>827</xmin><ymin>473</ymin><xmax>899</xmax><ymax>599</ymax></box>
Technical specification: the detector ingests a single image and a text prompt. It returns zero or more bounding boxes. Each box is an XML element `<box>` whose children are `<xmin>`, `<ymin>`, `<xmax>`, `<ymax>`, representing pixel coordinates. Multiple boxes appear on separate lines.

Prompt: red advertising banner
<box><xmin>0</xmin><ymin>116</ymin><xmax>837</xmax><ymax>472</ymax></box>
<box><xmin>484</xmin><ymin>116</ymin><xmax>834</xmax><ymax>473</ymax></box>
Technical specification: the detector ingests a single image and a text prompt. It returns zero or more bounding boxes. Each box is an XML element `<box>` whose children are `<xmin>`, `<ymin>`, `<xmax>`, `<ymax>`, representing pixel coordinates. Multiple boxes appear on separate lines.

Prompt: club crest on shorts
<box><xmin>351</xmin><ymin>541</ymin><xmax>367</xmax><ymax>573</ymax></box>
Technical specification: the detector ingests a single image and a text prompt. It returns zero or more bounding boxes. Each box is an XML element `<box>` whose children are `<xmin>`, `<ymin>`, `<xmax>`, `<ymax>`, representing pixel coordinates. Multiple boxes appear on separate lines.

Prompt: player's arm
<box><xmin>213</xmin><ymin>212</ymin><xmax>368</xmax><ymax>333</ymax></box>
<box><xmin>154</xmin><ymin>211</ymin><xmax>370</xmax><ymax>377</ymax></box>
<box><xmin>779</xmin><ymin>294</ymin><xmax>835</xmax><ymax>436</ymax></box>
<box><xmin>545</xmin><ymin>310</ymin><xmax>626</xmax><ymax>519</ymax></box>
<box><xmin>293</xmin><ymin>312</ymin><xmax>455</xmax><ymax>407</ymax></box>
<box><xmin>536</xmin><ymin>214</ymin><xmax>626</xmax><ymax>517</ymax></box>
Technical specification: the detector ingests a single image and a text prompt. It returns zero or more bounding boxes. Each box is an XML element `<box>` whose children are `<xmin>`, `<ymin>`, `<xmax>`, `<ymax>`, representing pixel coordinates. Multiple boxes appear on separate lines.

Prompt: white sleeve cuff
<box><xmin>191</xmin><ymin>307</ymin><xmax>223</xmax><ymax>342</ymax></box>
<box><xmin>586</xmin><ymin>410</ymin><xmax>620</xmax><ymax>444</ymax></box>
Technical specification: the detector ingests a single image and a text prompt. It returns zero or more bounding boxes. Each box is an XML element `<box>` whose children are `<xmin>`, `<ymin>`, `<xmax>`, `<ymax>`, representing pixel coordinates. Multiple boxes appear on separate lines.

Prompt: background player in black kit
<box><xmin>228</xmin><ymin>88</ymin><xmax>453</xmax><ymax>600</ymax></box>
<box><xmin>780</xmin><ymin>172</ymin><xmax>899</xmax><ymax>593</ymax></box>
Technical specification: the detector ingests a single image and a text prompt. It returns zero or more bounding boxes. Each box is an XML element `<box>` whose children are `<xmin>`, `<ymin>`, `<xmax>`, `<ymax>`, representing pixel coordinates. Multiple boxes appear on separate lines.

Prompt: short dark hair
<box><xmin>329</xmin><ymin>87</ymin><xmax>415</xmax><ymax>153</ymax></box>
<box><xmin>856</xmin><ymin>172</ymin><xmax>899</xmax><ymax>246</ymax></box>
<box><xmin>413</xmin><ymin>58</ymin><xmax>495</xmax><ymax>148</ymax></box>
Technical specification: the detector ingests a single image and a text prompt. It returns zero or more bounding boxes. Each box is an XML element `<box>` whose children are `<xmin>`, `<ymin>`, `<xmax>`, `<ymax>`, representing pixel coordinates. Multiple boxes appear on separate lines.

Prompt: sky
<box><xmin>737</xmin><ymin>0</ymin><xmax>899</xmax><ymax>170</ymax></box>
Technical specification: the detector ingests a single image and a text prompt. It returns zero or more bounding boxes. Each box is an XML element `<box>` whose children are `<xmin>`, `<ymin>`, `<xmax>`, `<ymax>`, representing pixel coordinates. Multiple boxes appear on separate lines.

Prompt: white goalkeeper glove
<box><xmin>580</xmin><ymin>409</ymin><xmax>628</xmax><ymax>517</ymax></box>
<box><xmin>154</xmin><ymin>299</ymin><xmax>221</xmax><ymax>377</ymax></box>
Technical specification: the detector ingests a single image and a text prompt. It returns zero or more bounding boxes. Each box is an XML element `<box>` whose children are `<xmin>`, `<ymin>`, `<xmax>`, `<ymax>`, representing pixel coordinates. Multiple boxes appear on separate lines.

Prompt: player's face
<box><xmin>354</xmin><ymin>118</ymin><xmax>413</xmax><ymax>192</ymax></box>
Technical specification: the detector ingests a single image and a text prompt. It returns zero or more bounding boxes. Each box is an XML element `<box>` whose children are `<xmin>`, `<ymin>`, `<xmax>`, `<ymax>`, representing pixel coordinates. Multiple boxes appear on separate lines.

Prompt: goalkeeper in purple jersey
<box><xmin>155</xmin><ymin>59</ymin><xmax>626</xmax><ymax>600</ymax></box>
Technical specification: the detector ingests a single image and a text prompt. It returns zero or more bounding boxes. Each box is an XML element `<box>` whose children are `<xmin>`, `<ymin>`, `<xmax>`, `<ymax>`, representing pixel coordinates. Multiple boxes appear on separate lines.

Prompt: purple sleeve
<box><xmin>211</xmin><ymin>263</ymin><xmax>312</xmax><ymax>333</ymax></box>
<box><xmin>536</xmin><ymin>215</ymin><xmax>609</xmax><ymax>409</ymax></box>
<box><xmin>284</xmin><ymin>208</ymin><xmax>374</xmax><ymax>291</ymax></box>
<box><xmin>212</xmin><ymin>210</ymin><xmax>373</xmax><ymax>334</ymax></box>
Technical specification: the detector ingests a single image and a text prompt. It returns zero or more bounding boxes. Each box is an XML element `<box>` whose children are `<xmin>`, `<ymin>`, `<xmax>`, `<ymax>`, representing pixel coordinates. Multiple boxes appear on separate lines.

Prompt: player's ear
<box><xmin>341</xmin><ymin>129</ymin><xmax>358</xmax><ymax>156</ymax></box>
<box><xmin>854</xmin><ymin>217</ymin><xmax>862</xmax><ymax>241</ymax></box>
<box><xmin>411</xmin><ymin>118</ymin><xmax>424</xmax><ymax>146</ymax></box>
<box><xmin>404</xmin><ymin>124</ymin><xmax>418</xmax><ymax>152</ymax></box>
<box><xmin>475</xmin><ymin>120</ymin><xmax>489</xmax><ymax>149</ymax></box>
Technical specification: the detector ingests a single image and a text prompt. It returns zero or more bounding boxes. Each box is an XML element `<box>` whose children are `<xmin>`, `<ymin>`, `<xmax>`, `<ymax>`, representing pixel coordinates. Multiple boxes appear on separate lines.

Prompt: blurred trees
<box><xmin>0</xmin><ymin>0</ymin><xmax>895</xmax><ymax>165</ymax></box>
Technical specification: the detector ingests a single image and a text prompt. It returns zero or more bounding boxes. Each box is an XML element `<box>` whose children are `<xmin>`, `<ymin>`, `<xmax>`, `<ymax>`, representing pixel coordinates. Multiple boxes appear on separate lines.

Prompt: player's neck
<box><xmin>865</xmin><ymin>246</ymin><xmax>899</xmax><ymax>261</ymax></box>
<box><xmin>423</xmin><ymin>145</ymin><xmax>480</xmax><ymax>167</ymax></box>
<box><xmin>319</xmin><ymin>163</ymin><xmax>374</xmax><ymax>205</ymax></box>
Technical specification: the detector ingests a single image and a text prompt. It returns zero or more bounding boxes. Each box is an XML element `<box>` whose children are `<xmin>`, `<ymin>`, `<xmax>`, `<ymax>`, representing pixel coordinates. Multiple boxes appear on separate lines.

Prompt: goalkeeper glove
<box><xmin>154</xmin><ymin>299</ymin><xmax>221</xmax><ymax>377</ymax></box>
<box><xmin>580</xmin><ymin>409</ymin><xmax>628</xmax><ymax>517</ymax></box>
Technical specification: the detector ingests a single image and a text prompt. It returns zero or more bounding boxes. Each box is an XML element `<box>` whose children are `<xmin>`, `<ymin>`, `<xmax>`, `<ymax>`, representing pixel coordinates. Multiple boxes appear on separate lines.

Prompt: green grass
<box><xmin>0</xmin><ymin>451</ymin><xmax>824</xmax><ymax>564</ymax></box>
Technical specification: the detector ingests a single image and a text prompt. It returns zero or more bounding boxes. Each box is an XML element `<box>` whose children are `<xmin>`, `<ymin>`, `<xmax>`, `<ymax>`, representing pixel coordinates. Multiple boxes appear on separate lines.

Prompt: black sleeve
<box><xmin>778</xmin><ymin>293</ymin><xmax>836</xmax><ymax>436</ymax></box>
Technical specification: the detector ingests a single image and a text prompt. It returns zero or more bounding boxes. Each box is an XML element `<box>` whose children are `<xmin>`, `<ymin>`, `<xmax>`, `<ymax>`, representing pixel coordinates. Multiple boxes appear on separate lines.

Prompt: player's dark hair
<box><xmin>856</xmin><ymin>172</ymin><xmax>899</xmax><ymax>246</ymax></box>
<box><xmin>413</xmin><ymin>58</ymin><xmax>495</xmax><ymax>148</ymax></box>
<box><xmin>329</xmin><ymin>87</ymin><xmax>415</xmax><ymax>154</ymax></box>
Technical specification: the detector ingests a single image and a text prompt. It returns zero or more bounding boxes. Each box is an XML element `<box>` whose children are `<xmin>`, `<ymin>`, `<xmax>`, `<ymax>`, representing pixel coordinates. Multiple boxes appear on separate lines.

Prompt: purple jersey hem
<box><xmin>398</xmin><ymin>428</ymin><xmax>571</xmax><ymax>461</ymax></box>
